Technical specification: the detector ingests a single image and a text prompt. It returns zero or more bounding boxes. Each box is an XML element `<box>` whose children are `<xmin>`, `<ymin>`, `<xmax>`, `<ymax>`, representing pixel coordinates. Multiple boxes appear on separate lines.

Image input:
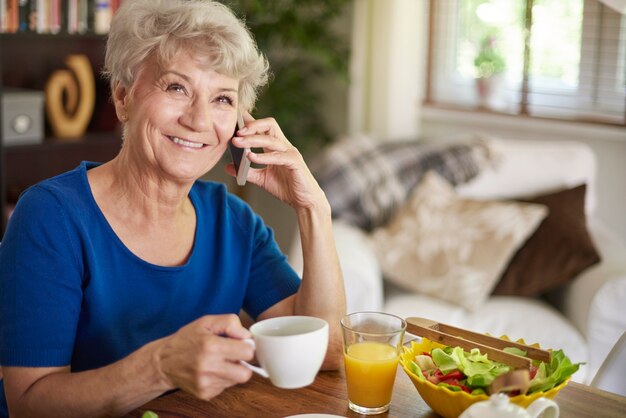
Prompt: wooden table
<box><xmin>126</xmin><ymin>367</ymin><xmax>626</xmax><ymax>418</ymax></box>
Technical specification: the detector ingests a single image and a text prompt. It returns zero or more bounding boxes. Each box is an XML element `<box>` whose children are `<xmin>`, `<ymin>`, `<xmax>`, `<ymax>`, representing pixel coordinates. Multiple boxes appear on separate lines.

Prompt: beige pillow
<box><xmin>370</xmin><ymin>172</ymin><xmax>548</xmax><ymax>311</ymax></box>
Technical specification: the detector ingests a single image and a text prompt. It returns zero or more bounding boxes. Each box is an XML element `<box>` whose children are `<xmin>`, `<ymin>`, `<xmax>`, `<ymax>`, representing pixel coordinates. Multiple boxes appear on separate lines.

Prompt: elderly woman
<box><xmin>0</xmin><ymin>0</ymin><xmax>345</xmax><ymax>416</ymax></box>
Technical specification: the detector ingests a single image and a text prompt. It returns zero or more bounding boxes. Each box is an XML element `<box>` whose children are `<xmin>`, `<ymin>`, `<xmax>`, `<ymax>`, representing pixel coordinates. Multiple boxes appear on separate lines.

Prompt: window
<box><xmin>426</xmin><ymin>0</ymin><xmax>626</xmax><ymax>125</ymax></box>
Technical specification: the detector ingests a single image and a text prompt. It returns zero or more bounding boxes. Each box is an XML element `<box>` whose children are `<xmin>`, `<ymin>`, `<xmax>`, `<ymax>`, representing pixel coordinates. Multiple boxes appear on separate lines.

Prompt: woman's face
<box><xmin>119</xmin><ymin>50</ymin><xmax>239</xmax><ymax>183</ymax></box>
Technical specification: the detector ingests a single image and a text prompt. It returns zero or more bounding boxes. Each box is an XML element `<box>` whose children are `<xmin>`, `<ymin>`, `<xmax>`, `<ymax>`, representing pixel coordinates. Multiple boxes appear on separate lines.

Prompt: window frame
<box><xmin>426</xmin><ymin>0</ymin><xmax>626</xmax><ymax>125</ymax></box>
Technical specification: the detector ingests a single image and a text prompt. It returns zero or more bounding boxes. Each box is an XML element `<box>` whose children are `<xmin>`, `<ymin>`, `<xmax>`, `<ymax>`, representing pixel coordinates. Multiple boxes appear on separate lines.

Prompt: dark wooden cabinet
<box><xmin>4</xmin><ymin>133</ymin><xmax>122</xmax><ymax>200</ymax></box>
<box><xmin>0</xmin><ymin>33</ymin><xmax>121</xmax><ymax>236</ymax></box>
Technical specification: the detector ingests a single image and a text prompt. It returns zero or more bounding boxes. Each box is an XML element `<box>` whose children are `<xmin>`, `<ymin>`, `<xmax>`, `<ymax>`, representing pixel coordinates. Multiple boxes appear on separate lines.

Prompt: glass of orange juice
<box><xmin>340</xmin><ymin>312</ymin><xmax>406</xmax><ymax>415</ymax></box>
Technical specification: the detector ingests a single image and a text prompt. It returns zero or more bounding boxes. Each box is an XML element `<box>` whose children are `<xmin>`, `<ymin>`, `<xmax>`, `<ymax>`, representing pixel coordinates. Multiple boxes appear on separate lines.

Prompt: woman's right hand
<box><xmin>155</xmin><ymin>314</ymin><xmax>255</xmax><ymax>400</ymax></box>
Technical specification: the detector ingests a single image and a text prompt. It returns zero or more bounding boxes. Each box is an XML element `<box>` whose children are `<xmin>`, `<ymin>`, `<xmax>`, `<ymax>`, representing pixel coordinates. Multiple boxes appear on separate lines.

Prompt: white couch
<box><xmin>289</xmin><ymin>138</ymin><xmax>626</xmax><ymax>385</ymax></box>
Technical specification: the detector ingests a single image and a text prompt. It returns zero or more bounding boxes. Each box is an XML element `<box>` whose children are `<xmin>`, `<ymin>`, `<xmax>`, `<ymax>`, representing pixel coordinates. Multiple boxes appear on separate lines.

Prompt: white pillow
<box><xmin>287</xmin><ymin>220</ymin><xmax>384</xmax><ymax>313</ymax></box>
<box><xmin>370</xmin><ymin>171</ymin><xmax>548</xmax><ymax>311</ymax></box>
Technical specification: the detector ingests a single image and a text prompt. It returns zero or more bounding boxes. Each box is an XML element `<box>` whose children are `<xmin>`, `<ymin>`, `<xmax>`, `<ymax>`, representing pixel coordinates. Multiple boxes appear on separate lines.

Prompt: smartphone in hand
<box><xmin>228</xmin><ymin>111</ymin><xmax>250</xmax><ymax>186</ymax></box>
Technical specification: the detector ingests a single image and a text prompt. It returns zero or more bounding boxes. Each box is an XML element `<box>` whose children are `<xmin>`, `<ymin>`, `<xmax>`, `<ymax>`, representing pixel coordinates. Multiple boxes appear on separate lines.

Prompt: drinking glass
<box><xmin>340</xmin><ymin>312</ymin><xmax>406</xmax><ymax>415</ymax></box>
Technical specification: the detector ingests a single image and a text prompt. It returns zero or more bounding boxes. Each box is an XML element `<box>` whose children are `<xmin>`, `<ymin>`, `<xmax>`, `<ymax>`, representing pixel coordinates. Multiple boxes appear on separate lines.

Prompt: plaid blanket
<box><xmin>310</xmin><ymin>136</ymin><xmax>493</xmax><ymax>231</ymax></box>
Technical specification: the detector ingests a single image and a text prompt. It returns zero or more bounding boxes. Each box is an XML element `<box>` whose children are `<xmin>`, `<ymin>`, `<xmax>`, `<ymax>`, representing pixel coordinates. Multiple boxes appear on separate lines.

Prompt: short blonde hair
<box><xmin>103</xmin><ymin>0</ymin><xmax>269</xmax><ymax>111</ymax></box>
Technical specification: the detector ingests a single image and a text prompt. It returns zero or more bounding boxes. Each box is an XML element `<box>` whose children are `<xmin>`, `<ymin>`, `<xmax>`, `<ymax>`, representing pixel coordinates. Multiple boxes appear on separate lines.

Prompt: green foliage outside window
<box><xmin>473</xmin><ymin>34</ymin><xmax>506</xmax><ymax>78</ymax></box>
<box><xmin>459</xmin><ymin>0</ymin><xmax>583</xmax><ymax>86</ymax></box>
<box><xmin>220</xmin><ymin>0</ymin><xmax>351</xmax><ymax>152</ymax></box>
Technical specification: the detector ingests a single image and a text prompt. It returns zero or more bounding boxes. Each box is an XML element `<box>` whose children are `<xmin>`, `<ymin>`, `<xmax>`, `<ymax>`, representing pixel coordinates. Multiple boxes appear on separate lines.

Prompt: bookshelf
<box><xmin>0</xmin><ymin>29</ymin><xmax>122</xmax><ymax>236</ymax></box>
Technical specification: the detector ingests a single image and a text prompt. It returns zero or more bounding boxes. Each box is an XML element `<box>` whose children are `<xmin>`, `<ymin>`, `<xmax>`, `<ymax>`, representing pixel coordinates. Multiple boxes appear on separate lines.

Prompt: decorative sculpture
<box><xmin>45</xmin><ymin>54</ymin><xmax>95</xmax><ymax>140</ymax></box>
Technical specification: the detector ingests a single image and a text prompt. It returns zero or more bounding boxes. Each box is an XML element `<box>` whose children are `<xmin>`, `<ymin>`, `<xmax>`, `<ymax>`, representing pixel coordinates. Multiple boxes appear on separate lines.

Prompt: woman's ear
<box><xmin>112</xmin><ymin>81</ymin><xmax>129</xmax><ymax>122</ymax></box>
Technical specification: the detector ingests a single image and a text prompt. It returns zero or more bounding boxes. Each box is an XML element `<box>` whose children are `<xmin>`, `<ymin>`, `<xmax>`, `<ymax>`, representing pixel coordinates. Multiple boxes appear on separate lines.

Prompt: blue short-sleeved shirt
<box><xmin>0</xmin><ymin>162</ymin><xmax>300</xmax><ymax>415</ymax></box>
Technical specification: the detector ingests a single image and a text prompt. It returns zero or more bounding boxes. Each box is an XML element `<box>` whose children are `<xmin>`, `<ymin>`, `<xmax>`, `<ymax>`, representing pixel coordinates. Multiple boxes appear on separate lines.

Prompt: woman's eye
<box><xmin>216</xmin><ymin>95</ymin><xmax>234</xmax><ymax>105</ymax></box>
<box><xmin>167</xmin><ymin>83</ymin><xmax>186</xmax><ymax>94</ymax></box>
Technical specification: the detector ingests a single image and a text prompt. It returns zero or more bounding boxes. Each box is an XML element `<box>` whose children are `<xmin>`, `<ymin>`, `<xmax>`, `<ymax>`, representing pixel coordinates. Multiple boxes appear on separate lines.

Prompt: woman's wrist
<box><xmin>295</xmin><ymin>201</ymin><xmax>332</xmax><ymax>231</ymax></box>
<box><xmin>141</xmin><ymin>338</ymin><xmax>175</xmax><ymax>393</ymax></box>
<box><xmin>294</xmin><ymin>190</ymin><xmax>332</xmax><ymax>221</ymax></box>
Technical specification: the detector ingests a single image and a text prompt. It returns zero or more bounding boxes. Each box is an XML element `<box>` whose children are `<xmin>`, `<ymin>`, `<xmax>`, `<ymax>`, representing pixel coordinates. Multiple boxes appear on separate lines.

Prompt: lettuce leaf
<box><xmin>431</xmin><ymin>348</ymin><xmax>458</xmax><ymax>374</ymax></box>
<box><xmin>431</xmin><ymin>347</ymin><xmax>511</xmax><ymax>387</ymax></box>
<box><xmin>503</xmin><ymin>347</ymin><xmax>527</xmax><ymax>357</ymax></box>
<box><xmin>528</xmin><ymin>349</ymin><xmax>581</xmax><ymax>393</ymax></box>
<box><xmin>437</xmin><ymin>382</ymin><xmax>462</xmax><ymax>392</ymax></box>
<box><xmin>409</xmin><ymin>360</ymin><xmax>426</xmax><ymax>380</ymax></box>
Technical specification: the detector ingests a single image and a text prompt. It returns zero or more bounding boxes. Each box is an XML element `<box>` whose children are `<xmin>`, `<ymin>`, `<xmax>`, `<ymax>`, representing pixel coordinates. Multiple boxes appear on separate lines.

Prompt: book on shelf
<box><xmin>0</xmin><ymin>0</ymin><xmax>31</xmax><ymax>32</ymax></box>
<box><xmin>77</xmin><ymin>0</ymin><xmax>89</xmax><ymax>34</ymax></box>
<box><xmin>93</xmin><ymin>0</ymin><xmax>109</xmax><ymax>34</ymax></box>
<box><xmin>18</xmin><ymin>0</ymin><xmax>28</xmax><ymax>31</ymax></box>
<box><xmin>1</xmin><ymin>0</ymin><xmax>18</xmax><ymax>33</ymax></box>
<box><xmin>1</xmin><ymin>0</ymin><xmax>123</xmax><ymax>34</ymax></box>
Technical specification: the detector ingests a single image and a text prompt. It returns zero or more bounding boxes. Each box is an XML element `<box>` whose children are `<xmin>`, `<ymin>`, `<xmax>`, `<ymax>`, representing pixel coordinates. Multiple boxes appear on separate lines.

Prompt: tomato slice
<box><xmin>442</xmin><ymin>370</ymin><xmax>464</xmax><ymax>380</ymax></box>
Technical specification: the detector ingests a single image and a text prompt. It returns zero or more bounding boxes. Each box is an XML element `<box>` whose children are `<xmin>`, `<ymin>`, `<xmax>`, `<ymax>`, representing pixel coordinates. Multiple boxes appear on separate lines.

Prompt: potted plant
<box><xmin>474</xmin><ymin>34</ymin><xmax>506</xmax><ymax>109</ymax></box>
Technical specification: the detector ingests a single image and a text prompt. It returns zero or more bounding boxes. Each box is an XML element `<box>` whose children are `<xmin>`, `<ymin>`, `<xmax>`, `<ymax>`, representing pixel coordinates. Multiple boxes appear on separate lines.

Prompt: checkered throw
<box><xmin>310</xmin><ymin>136</ymin><xmax>493</xmax><ymax>231</ymax></box>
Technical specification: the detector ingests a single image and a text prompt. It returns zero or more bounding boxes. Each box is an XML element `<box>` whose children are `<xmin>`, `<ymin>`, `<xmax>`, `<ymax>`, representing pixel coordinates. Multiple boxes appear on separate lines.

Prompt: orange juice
<box><xmin>344</xmin><ymin>341</ymin><xmax>399</xmax><ymax>408</ymax></box>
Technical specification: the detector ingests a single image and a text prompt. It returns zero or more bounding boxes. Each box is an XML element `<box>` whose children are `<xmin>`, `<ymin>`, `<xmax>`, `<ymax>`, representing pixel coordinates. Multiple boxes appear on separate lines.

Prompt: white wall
<box><xmin>348</xmin><ymin>0</ymin><xmax>426</xmax><ymax>141</ymax></box>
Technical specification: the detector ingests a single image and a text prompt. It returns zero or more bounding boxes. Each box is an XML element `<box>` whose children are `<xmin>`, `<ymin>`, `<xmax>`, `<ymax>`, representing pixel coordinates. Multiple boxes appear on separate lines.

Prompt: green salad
<box><xmin>408</xmin><ymin>345</ymin><xmax>582</xmax><ymax>396</ymax></box>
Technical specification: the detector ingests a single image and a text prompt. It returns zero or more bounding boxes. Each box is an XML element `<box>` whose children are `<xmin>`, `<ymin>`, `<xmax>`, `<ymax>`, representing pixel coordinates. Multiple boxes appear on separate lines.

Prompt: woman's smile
<box><xmin>166</xmin><ymin>134</ymin><xmax>208</xmax><ymax>149</ymax></box>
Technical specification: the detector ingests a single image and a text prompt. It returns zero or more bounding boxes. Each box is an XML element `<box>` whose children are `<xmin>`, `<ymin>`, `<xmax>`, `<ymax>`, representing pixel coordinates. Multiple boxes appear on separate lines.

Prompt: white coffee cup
<box><xmin>245</xmin><ymin>316</ymin><xmax>329</xmax><ymax>389</ymax></box>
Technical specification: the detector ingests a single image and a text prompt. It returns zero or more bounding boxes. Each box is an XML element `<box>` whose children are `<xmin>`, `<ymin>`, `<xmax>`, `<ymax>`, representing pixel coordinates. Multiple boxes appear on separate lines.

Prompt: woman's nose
<box><xmin>180</xmin><ymin>98</ymin><xmax>212</xmax><ymax>132</ymax></box>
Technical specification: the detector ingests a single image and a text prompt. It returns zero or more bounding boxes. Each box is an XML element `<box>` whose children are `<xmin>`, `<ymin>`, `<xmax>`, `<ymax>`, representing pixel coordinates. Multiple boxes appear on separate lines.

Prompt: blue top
<box><xmin>0</xmin><ymin>162</ymin><xmax>300</xmax><ymax>416</ymax></box>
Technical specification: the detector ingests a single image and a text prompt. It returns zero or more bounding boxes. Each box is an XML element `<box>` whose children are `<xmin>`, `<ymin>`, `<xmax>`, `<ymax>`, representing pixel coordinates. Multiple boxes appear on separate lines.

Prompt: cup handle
<box><xmin>239</xmin><ymin>338</ymin><xmax>269</xmax><ymax>378</ymax></box>
<box><xmin>527</xmin><ymin>397</ymin><xmax>560</xmax><ymax>418</ymax></box>
<box><xmin>240</xmin><ymin>360</ymin><xmax>270</xmax><ymax>378</ymax></box>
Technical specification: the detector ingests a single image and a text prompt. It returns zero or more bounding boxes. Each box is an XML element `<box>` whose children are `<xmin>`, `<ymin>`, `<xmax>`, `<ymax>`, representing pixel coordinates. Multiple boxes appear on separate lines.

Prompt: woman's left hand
<box><xmin>226</xmin><ymin>114</ymin><xmax>328</xmax><ymax>211</ymax></box>
<box><xmin>227</xmin><ymin>115</ymin><xmax>346</xmax><ymax>371</ymax></box>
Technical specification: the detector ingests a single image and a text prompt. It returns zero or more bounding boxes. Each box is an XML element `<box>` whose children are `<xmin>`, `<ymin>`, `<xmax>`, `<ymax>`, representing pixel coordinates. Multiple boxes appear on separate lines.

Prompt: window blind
<box><xmin>426</xmin><ymin>0</ymin><xmax>626</xmax><ymax>126</ymax></box>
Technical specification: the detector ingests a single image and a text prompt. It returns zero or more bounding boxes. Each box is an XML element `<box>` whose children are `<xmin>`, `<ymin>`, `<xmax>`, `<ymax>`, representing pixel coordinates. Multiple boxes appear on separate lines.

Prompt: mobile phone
<box><xmin>228</xmin><ymin>111</ymin><xmax>250</xmax><ymax>186</ymax></box>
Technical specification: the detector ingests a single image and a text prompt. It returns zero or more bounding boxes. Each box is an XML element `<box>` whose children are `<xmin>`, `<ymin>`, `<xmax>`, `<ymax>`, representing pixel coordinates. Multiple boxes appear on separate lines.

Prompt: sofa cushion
<box><xmin>586</xmin><ymin>277</ymin><xmax>626</xmax><ymax>385</ymax></box>
<box><xmin>287</xmin><ymin>220</ymin><xmax>384</xmax><ymax>314</ymax></box>
<box><xmin>311</xmin><ymin>135</ymin><xmax>493</xmax><ymax>231</ymax></box>
<box><xmin>493</xmin><ymin>184</ymin><xmax>601</xmax><ymax>296</ymax></box>
<box><xmin>371</xmin><ymin>172</ymin><xmax>547</xmax><ymax>311</ymax></box>
<box><xmin>384</xmin><ymin>294</ymin><xmax>589</xmax><ymax>383</ymax></box>
<box><xmin>456</xmin><ymin>138</ymin><xmax>597</xmax><ymax>215</ymax></box>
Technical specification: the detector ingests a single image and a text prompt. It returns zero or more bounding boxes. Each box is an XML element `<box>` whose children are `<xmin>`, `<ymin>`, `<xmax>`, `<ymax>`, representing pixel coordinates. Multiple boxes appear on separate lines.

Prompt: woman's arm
<box><xmin>3</xmin><ymin>315</ymin><xmax>254</xmax><ymax>418</ymax></box>
<box><xmin>3</xmin><ymin>344</ymin><xmax>165</xmax><ymax>418</ymax></box>
<box><xmin>292</xmin><ymin>201</ymin><xmax>346</xmax><ymax>369</ymax></box>
<box><xmin>228</xmin><ymin>115</ymin><xmax>346</xmax><ymax>369</ymax></box>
